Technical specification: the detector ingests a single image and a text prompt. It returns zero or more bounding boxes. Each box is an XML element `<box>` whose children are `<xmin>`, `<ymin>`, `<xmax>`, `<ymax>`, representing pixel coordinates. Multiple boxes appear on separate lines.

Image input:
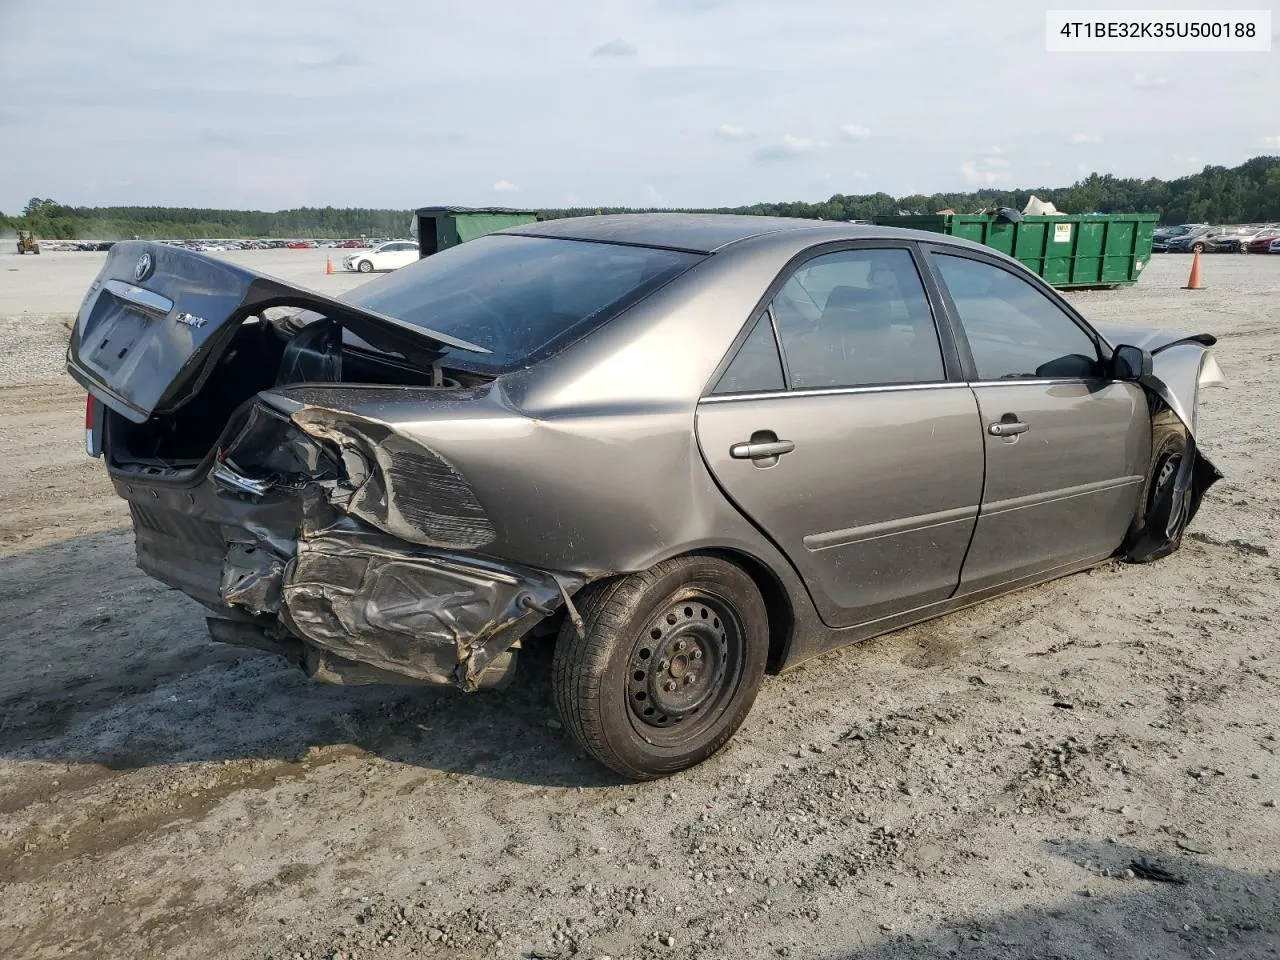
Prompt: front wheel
<box><xmin>553</xmin><ymin>556</ymin><xmax>768</xmax><ymax>780</ymax></box>
<box><xmin>357</xmin><ymin>259</ymin><xmax>374</xmax><ymax>273</ymax></box>
<box><xmin>1123</xmin><ymin>417</ymin><xmax>1187</xmax><ymax>562</ymax></box>
<box><xmin>1191</xmin><ymin>242</ymin><xmax>1206</xmax><ymax>253</ymax></box>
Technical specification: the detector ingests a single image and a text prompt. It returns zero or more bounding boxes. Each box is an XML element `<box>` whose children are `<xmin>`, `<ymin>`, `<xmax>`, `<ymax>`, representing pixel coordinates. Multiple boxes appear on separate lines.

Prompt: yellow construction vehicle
<box><xmin>16</xmin><ymin>230</ymin><xmax>40</xmax><ymax>255</ymax></box>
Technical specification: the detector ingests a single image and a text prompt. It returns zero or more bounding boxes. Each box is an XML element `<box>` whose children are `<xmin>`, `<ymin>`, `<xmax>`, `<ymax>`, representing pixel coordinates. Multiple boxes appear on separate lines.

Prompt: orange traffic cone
<box><xmin>1183</xmin><ymin>251</ymin><xmax>1205</xmax><ymax>290</ymax></box>
<box><xmin>325</xmin><ymin>257</ymin><xmax>335</xmax><ymax>276</ymax></box>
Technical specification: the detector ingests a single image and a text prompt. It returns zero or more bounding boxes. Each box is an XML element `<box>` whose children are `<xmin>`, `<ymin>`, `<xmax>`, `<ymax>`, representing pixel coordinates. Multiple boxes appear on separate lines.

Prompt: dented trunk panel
<box><xmin>68</xmin><ymin>241</ymin><xmax>489</xmax><ymax>423</ymax></box>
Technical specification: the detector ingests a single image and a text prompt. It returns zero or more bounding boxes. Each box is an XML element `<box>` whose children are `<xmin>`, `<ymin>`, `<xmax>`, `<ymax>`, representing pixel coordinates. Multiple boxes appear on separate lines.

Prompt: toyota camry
<box><xmin>68</xmin><ymin>215</ymin><xmax>1225</xmax><ymax>779</ymax></box>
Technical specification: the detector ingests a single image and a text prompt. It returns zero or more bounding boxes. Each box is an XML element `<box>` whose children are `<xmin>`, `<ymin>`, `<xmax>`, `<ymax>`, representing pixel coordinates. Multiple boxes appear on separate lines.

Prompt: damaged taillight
<box><xmin>212</xmin><ymin>401</ymin><xmax>340</xmax><ymax>495</ymax></box>
<box><xmin>288</xmin><ymin>408</ymin><xmax>496</xmax><ymax>550</ymax></box>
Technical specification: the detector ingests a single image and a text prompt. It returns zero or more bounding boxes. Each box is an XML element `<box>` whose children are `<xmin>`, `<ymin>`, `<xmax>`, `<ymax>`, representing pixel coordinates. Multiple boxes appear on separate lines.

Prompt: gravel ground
<box><xmin>1</xmin><ymin>248</ymin><xmax>1278</xmax><ymax>960</ymax></box>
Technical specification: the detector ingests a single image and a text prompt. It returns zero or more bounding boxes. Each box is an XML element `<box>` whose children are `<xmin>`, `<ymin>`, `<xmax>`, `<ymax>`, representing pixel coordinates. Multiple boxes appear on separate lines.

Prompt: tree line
<box><xmin>5</xmin><ymin>156</ymin><xmax>1278</xmax><ymax>241</ymax></box>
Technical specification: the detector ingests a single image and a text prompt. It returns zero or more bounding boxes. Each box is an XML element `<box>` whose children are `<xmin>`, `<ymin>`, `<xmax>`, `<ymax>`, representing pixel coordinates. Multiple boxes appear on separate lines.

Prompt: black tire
<box><xmin>1124</xmin><ymin>416</ymin><xmax>1187</xmax><ymax>558</ymax></box>
<box><xmin>357</xmin><ymin>259</ymin><xmax>373</xmax><ymax>273</ymax></box>
<box><xmin>552</xmin><ymin>555</ymin><xmax>768</xmax><ymax>780</ymax></box>
<box><xmin>1191</xmin><ymin>241</ymin><xmax>1206</xmax><ymax>253</ymax></box>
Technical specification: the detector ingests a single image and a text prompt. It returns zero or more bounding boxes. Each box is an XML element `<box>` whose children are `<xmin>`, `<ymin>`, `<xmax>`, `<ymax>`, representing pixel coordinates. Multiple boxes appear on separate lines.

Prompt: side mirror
<box><xmin>1111</xmin><ymin>343</ymin><xmax>1153</xmax><ymax>381</ymax></box>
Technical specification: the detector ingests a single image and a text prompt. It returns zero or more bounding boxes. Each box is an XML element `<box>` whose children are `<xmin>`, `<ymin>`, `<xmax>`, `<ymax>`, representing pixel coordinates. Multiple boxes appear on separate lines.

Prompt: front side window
<box><xmin>345</xmin><ymin>234</ymin><xmax>703</xmax><ymax>373</ymax></box>
<box><xmin>769</xmin><ymin>247</ymin><xmax>945</xmax><ymax>389</ymax></box>
<box><xmin>934</xmin><ymin>254</ymin><xmax>1101</xmax><ymax>380</ymax></box>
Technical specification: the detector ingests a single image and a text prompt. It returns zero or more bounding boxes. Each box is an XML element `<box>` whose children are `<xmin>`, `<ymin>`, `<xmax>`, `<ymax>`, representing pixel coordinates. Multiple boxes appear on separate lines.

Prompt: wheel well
<box><xmin>699</xmin><ymin>548</ymin><xmax>794</xmax><ymax>673</ymax></box>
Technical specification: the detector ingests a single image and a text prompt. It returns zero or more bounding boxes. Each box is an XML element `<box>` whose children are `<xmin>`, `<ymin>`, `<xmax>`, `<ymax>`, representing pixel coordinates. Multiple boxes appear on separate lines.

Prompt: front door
<box><xmin>927</xmin><ymin>250</ymin><xmax>1151</xmax><ymax>591</ymax></box>
<box><xmin>695</xmin><ymin>244</ymin><xmax>985</xmax><ymax>628</ymax></box>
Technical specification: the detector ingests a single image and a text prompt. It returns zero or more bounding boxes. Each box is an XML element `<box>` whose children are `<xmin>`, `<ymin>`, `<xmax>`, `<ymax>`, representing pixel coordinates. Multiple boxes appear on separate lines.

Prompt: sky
<box><xmin>1</xmin><ymin>0</ymin><xmax>1277</xmax><ymax>213</ymax></box>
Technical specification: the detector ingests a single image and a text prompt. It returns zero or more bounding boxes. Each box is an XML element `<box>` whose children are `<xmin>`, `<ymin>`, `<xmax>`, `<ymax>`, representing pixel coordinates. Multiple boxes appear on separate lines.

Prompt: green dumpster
<box><xmin>413</xmin><ymin>206</ymin><xmax>540</xmax><ymax>259</ymax></box>
<box><xmin>872</xmin><ymin>212</ymin><xmax>1158</xmax><ymax>288</ymax></box>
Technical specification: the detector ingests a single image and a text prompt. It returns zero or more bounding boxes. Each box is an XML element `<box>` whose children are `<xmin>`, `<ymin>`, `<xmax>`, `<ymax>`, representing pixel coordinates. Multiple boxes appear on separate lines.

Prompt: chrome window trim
<box><xmin>699</xmin><ymin>381</ymin><xmax>963</xmax><ymax>404</ymax></box>
<box><xmin>700</xmin><ymin>376</ymin><xmax>1127</xmax><ymax>403</ymax></box>
<box><xmin>966</xmin><ymin>377</ymin><xmax>1100</xmax><ymax>388</ymax></box>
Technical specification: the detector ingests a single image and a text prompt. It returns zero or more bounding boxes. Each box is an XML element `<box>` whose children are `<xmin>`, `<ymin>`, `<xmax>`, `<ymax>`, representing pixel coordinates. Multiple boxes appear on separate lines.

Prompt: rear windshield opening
<box><xmin>343</xmin><ymin>234</ymin><xmax>704</xmax><ymax>374</ymax></box>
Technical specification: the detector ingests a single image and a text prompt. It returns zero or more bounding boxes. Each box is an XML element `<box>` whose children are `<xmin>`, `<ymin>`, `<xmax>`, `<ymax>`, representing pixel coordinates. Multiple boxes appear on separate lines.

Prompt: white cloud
<box><xmin>838</xmin><ymin>124</ymin><xmax>871</xmax><ymax>141</ymax></box>
<box><xmin>982</xmin><ymin>155</ymin><xmax>1009</xmax><ymax>168</ymax></box>
<box><xmin>714</xmin><ymin>123</ymin><xmax>755</xmax><ymax>141</ymax></box>
<box><xmin>492</xmin><ymin>179</ymin><xmax>519</xmax><ymax>192</ymax></box>
<box><xmin>960</xmin><ymin>160</ymin><xmax>1009</xmax><ymax>186</ymax></box>
<box><xmin>1173</xmin><ymin>154</ymin><xmax>1201</xmax><ymax>166</ymax></box>
<box><xmin>1132</xmin><ymin>72</ymin><xmax>1169</xmax><ymax>90</ymax></box>
<box><xmin>755</xmin><ymin>134</ymin><xmax>827</xmax><ymax>160</ymax></box>
<box><xmin>1070</xmin><ymin>133</ymin><xmax>1102</xmax><ymax>144</ymax></box>
<box><xmin>591</xmin><ymin>38</ymin><xmax>637</xmax><ymax>57</ymax></box>
<box><xmin>1263</xmin><ymin>136</ymin><xmax>1280</xmax><ymax>148</ymax></box>
<box><xmin>986</xmin><ymin>145</ymin><xmax>1004</xmax><ymax>155</ymax></box>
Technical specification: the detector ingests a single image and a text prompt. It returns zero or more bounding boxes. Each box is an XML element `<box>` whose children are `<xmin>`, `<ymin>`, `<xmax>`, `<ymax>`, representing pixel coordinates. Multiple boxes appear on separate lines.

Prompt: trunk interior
<box><xmin>105</xmin><ymin>315</ymin><xmax>486</xmax><ymax>476</ymax></box>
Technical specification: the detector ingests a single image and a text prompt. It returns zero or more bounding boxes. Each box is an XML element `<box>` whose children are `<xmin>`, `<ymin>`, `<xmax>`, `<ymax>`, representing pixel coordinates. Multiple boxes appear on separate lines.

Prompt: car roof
<box><xmin>500</xmin><ymin>213</ymin><xmax>922</xmax><ymax>254</ymax></box>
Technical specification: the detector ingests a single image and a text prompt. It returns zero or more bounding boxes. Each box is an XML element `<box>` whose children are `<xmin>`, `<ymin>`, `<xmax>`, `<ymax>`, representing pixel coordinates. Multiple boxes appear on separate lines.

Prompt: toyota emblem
<box><xmin>133</xmin><ymin>252</ymin><xmax>154</xmax><ymax>282</ymax></box>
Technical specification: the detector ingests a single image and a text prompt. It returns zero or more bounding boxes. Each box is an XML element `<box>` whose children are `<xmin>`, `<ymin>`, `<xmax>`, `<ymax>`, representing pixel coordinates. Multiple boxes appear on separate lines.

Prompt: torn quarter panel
<box><xmin>284</xmin><ymin>402</ymin><xmax>496</xmax><ymax>550</ymax></box>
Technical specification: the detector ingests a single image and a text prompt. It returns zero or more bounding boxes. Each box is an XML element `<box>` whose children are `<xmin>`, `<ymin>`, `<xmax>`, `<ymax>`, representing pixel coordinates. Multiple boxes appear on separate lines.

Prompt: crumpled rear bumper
<box><xmin>225</xmin><ymin>528</ymin><xmax>577</xmax><ymax>689</ymax></box>
<box><xmin>114</xmin><ymin>396</ymin><xmax>583</xmax><ymax>691</ymax></box>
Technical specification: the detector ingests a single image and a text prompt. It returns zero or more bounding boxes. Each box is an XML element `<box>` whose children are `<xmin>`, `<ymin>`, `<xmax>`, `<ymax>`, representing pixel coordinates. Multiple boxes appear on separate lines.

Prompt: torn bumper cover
<box><xmin>221</xmin><ymin>530</ymin><xmax>580</xmax><ymax>690</ymax></box>
<box><xmin>126</xmin><ymin>394</ymin><xmax>584</xmax><ymax>692</ymax></box>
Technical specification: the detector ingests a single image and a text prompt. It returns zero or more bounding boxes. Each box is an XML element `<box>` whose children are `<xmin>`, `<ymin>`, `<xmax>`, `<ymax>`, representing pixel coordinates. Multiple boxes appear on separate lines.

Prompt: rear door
<box><xmin>695</xmin><ymin>243</ymin><xmax>985</xmax><ymax>629</ymax></box>
<box><xmin>925</xmin><ymin>248</ymin><xmax>1150</xmax><ymax>592</ymax></box>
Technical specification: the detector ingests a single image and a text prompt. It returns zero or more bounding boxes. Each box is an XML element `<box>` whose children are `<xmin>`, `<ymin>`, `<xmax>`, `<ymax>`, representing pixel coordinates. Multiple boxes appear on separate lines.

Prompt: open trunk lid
<box><xmin>67</xmin><ymin>241</ymin><xmax>486</xmax><ymax>423</ymax></box>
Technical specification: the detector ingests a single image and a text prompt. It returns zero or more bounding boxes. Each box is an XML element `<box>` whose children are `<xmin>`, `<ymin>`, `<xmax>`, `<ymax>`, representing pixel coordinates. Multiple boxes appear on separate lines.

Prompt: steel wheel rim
<box><xmin>625</xmin><ymin>592</ymin><xmax>745</xmax><ymax>746</ymax></box>
<box><xmin>1151</xmin><ymin>451</ymin><xmax>1182</xmax><ymax>510</ymax></box>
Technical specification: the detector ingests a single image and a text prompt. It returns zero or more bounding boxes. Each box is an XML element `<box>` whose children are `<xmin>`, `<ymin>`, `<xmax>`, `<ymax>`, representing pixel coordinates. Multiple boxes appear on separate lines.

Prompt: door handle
<box><xmin>988</xmin><ymin>418</ymin><xmax>1029</xmax><ymax>438</ymax></box>
<box><xmin>730</xmin><ymin>439</ymin><xmax>795</xmax><ymax>460</ymax></box>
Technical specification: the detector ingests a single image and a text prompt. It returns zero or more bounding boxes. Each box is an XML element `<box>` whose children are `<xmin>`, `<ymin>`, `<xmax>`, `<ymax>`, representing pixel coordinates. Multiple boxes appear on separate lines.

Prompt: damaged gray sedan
<box><xmin>69</xmin><ymin>215</ymin><xmax>1225</xmax><ymax>779</ymax></box>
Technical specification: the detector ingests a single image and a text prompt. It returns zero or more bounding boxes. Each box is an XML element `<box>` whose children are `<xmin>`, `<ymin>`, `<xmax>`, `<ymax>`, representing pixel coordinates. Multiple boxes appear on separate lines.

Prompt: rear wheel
<box><xmin>1191</xmin><ymin>241</ymin><xmax>1206</xmax><ymax>253</ymax></box>
<box><xmin>553</xmin><ymin>555</ymin><xmax>768</xmax><ymax>780</ymax></box>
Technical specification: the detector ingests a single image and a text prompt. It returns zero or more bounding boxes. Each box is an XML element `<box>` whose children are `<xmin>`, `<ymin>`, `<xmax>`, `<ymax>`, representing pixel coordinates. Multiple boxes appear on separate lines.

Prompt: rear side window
<box><xmin>769</xmin><ymin>247</ymin><xmax>945</xmax><ymax>389</ymax></box>
<box><xmin>347</xmin><ymin>234</ymin><xmax>703</xmax><ymax>374</ymax></box>
<box><xmin>713</xmin><ymin>315</ymin><xmax>785</xmax><ymax>394</ymax></box>
<box><xmin>934</xmin><ymin>255</ymin><xmax>1100</xmax><ymax>380</ymax></box>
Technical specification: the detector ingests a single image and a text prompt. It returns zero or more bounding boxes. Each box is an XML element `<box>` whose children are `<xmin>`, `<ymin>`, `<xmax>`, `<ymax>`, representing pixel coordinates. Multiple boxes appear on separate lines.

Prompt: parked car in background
<box><xmin>1246</xmin><ymin>229</ymin><xmax>1280</xmax><ymax>253</ymax></box>
<box><xmin>1152</xmin><ymin>223</ymin><xmax>1209</xmax><ymax>249</ymax></box>
<box><xmin>68</xmin><ymin>217</ymin><xmax>1226</xmax><ymax>778</ymax></box>
<box><xmin>286</xmin><ymin>240</ymin><xmax>317</xmax><ymax>249</ymax></box>
<box><xmin>1156</xmin><ymin>225</ymin><xmax>1217</xmax><ymax>253</ymax></box>
<box><xmin>338</xmin><ymin>240</ymin><xmax>363</xmax><ymax>248</ymax></box>
<box><xmin>1208</xmin><ymin>225</ymin><xmax>1277</xmax><ymax>253</ymax></box>
<box><xmin>1205</xmin><ymin>230</ymin><xmax>1247</xmax><ymax>253</ymax></box>
<box><xmin>343</xmin><ymin>239</ymin><xmax>419</xmax><ymax>273</ymax></box>
<box><xmin>1270</xmin><ymin>237</ymin><xmax>1280</xmax><ymax>254</ymax></box>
